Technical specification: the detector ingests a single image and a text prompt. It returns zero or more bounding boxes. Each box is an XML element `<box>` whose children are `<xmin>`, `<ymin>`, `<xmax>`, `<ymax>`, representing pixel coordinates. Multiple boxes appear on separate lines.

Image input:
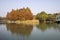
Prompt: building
<box><xmin>56</xmin><ymin>12</ymin><xmax>60</xmax><ymax>23</ymax></box>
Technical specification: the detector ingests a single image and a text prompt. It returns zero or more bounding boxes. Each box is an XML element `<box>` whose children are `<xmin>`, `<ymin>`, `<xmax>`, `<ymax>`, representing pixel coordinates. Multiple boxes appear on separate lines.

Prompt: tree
<box><xmin>0</xmin><ymin>17</ymin><xmax>2</xmax><ymax>20</ymax></box>
<box><xmin>25</xmin><ymin>7</ymin><xmax>33</xmax><ymax>20</ymax></box>
<box><xmin>18</xmin><ymin>8</ymin><xmax>25</xmax><ymax>20</ymax></box>
<box><xmin>6</xmin><ymin>7</ymin><xmax>33</xmax><ymax>21</ymax></box>
<box><xmin>36</xmin><ymin>11</ymin><xmax>48</xmax><ymax>22</ymax></box>
<box><xmin>46</xmin><ymin>14</ymin><xmax>56</xmax><ymax>22</ymax></box>
<box><xmin>6</xmin><ymin>9</ymin><xmax>19</xmax><ymax>21</ymax></box>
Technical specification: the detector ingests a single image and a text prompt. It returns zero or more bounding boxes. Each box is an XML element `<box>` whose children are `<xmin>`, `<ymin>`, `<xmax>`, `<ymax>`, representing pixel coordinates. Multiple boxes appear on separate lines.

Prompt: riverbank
<box><xmin>6</xmin><ymin>20</ymin><xmax>39</xmax><ymax>25</ymax></box>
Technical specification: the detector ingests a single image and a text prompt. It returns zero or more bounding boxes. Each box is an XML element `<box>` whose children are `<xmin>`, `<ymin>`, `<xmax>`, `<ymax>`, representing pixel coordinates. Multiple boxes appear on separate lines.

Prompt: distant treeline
<box><xmin>35</xmin><ymin>11</ymin><xmax>57</xmax><ymax>22</ymax></box>
<box><xmin>0</xmin><ymin>7</ymin><xmax>59</xmax><ymax>23</ymax></box>
<box><xmin>0</xmin><ymin>17</ymin><xmax>6</xmax><ymax>20</ymax></box>
<box><xmin>0</xmin><ymin>17</ymin><xmax>6</xmax><ymax>23</ymax></box>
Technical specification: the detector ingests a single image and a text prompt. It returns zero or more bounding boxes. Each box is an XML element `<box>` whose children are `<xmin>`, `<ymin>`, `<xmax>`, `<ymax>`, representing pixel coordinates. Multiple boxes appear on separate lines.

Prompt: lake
<box><xmin>0</xmin><ymin>23</ymin><xmax>60</xmax><ymax>40</ymax></box>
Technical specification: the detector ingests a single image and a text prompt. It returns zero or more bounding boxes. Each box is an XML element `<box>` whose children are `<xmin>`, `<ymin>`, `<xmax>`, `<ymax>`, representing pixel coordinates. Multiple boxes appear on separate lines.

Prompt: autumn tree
<box><xmin>25</xmin><ymin>7</ymin><xmax>33</xmax><ymax>20</ymax></box>
<box><xmin>6</xmin><ymin>9</ymin><xmax>19</xmax><ymax>21</ymax></box>
<box><xmin>18</xmin><ymin>8</ymin><xmax>26</xmax><ymax>20</ymax></box>
<box><xmin>6</xmin><ymin>7</ymin><xmax>33</xmax><ymax>21</ymax></box>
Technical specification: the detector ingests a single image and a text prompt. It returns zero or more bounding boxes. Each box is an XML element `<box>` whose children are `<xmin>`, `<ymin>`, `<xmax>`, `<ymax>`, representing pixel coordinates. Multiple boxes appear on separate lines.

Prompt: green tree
<box><xmin>46</xmin><ymin>14</ymin><xmax>56</xmax><ymax>22</ymax></box>
<box><xmin>36</xmin><ymin>11</ymin><xmax>48</xmax><ymax>22</ymax></box>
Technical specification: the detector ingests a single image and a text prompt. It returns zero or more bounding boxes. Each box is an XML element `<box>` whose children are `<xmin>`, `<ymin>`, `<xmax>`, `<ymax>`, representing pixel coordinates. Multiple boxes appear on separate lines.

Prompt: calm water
<box><xmin>0</xmin><ymin>23</ymin><xmax>60</xmax><ymax>40</ymax></box>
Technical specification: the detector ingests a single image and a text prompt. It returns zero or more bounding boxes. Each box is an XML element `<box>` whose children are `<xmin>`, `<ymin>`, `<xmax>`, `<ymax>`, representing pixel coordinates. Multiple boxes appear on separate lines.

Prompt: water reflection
<box><xmin>36</xmin><ymin>23</ymin><xmax>60</xmax><ymax>31</ymax></box>
<box><xmin>6</xmin><ymin>23</ymin><xmax>33</xmax><ymax>36</ymax></box>
<box><xmin>1</xmin><ymin>23</ymin><xmax>60</xmax><ymax>40</ymax></box>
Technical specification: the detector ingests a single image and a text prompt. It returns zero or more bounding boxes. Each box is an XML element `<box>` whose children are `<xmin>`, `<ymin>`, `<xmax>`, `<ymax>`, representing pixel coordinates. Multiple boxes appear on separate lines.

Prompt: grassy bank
<box><xmin>6</xmin><ymin>20</ymin><xmax>39</xmax><ymax>25</ymax></box>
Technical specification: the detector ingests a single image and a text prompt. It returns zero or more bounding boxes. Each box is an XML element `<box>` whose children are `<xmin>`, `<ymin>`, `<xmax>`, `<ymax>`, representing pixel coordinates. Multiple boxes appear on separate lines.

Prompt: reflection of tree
<box><xmin>6</xmin><ymin>23</ymin><xmax>33</xmax><ymax>36</ymax></box>
<box><xmin>36</xmin><ymin>23</ymin><xmax>48</xmax><ymax>31</ymax></box>
<box><xmin>36</xmin><ymin>23</ymin><xmax>60</xmax><ymax>32</ymax></box>
<box><xmin>55</xmin><ymin>23</ymin><xmax>60</xmax><ymax>30</ymax></box>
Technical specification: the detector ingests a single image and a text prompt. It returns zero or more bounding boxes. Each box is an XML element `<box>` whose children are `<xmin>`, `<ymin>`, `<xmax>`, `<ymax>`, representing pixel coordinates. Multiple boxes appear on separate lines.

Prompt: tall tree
<box><xmin>6</xmin><ymin>9</ymin><xmax>19</xmax><ymax>21</ymax></box>
<box><xmin>25</xmin><ymin>7</ymin><xmax>33</xmax><ymax>20</ymax></box>
<box><xmin>6</xmin><ymin>7</ymin><xmax>33</xmax><ymax>21</ymax></box>
<box><xmin>36</xmin><ymin>11</ymin><xmax>48</xmax><ymax>22</ymax></box>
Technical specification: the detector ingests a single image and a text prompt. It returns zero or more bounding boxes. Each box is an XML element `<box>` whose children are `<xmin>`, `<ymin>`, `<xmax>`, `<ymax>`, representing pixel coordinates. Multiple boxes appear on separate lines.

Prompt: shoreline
<box><xmin>6</xmin><ymin>20</ymin><xmax>39</xmax><ymax>25</ymax></box>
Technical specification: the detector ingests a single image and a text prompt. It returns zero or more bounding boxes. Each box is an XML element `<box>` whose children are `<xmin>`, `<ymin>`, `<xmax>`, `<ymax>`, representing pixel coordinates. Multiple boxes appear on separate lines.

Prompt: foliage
<box><xmin>35</xmin><ymin>11</ymin><xmax>56</xmax><ymax>22</ymax></box>
<box><xmin>6</xmin><ymin>9</ymin><xmax>19</xmax><ymax>21</ymax></box>
<box><xmin>46</xmin><ymin>14</ymin><xmax>56</xmax><ymax>21</ymax></box>
<box><xmin>0</xmin><ymin>17</ymin><xmax>5</xmax><ymax>20</ymax></box>
<box><xmin>6</xmin><ymin>7</ymin><xmax>33</xmax><ymax>21</ymax></box>
<box><xmin>0</xmin><ymin>17</ymin><xmax>2</xmax><ymax>20</ymax></box>
<box><xmin>36</xmin><ymin>11</ymin><xmax>48</xmax><ymax>21</ymax></box>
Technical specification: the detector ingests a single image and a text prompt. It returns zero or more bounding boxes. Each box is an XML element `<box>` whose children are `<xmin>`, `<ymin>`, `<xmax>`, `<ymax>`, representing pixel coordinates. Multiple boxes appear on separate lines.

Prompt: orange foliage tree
<box><xmin>6</xmin><ymin>7</ymin><xmax>33</xmax><ymax>21</ymax></box>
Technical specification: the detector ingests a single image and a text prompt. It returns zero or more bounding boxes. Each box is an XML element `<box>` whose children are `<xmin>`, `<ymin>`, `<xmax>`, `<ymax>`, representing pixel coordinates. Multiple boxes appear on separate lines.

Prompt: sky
<box><xmin>0</xmin><ymin>0</ymin><xmax>60</xmax><ymax>17</ymax></box>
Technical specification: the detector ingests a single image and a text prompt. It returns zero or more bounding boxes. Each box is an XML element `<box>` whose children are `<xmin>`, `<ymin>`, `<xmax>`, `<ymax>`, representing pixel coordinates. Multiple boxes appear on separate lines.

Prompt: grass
<box><xmin>6</xmin><ymin>20</ymin><xmax>39</xmax><ymax>25</ymax></box>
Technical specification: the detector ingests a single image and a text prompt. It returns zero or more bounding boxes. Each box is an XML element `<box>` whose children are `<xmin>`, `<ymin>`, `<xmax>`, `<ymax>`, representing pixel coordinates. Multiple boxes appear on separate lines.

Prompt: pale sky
<box><xmin>0</xmin><ymin>0</ymin><xmax>60</xmax><ymax>17</ymax></box>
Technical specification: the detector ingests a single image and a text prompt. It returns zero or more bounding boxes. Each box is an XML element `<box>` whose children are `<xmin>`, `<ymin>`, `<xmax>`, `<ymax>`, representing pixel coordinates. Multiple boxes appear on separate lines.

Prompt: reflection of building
<box><xmin>56</xmin><ymin>24</ymin><xmax>60</xmax><ymax>28</ymax></box>
<box><xmin>6</xmin><ymin>24</ymin><xmax>33</xmax><ymax>40</ymax></box>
